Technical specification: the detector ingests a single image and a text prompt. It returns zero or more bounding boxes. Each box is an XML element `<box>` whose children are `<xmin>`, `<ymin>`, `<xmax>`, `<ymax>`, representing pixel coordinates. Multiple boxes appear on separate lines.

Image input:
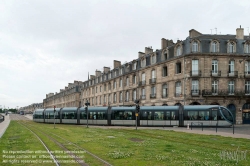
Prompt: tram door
<box><xmin>243</xmin><ymin>110</ymin><xmax>250</xmax><ymax>124</ymax></box>
<box><xmin>178</xmin><ymin>105</ymin><xmax>184</xmax><ymax>127</ymax></box>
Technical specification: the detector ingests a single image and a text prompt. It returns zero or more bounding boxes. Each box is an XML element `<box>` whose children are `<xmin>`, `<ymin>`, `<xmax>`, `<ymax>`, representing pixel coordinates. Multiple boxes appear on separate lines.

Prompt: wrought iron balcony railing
<box><xmin>141</xmin><ymin>95</ymin><xmax>146</xmax><ymax>100</ymax></box>
<box><xmin>202</xmin><ymin>89</ymin><xmax>245</xmax><ymax>96</ymax></box>
<box><xmin>190</xmin><ymin>70</ymin><xmax>202</xmax><ymax>77</ymax></box>
<box><xmin>191</xmin><ymin>90</ymin><xmax>200</xmax><ymax>96</ymax></box>
<box><xmin>149</xmin><ymin>78</ymin><xmax>157</xmax><ymax>84</ymax></box>
<box><xmin>139</xmin><ymin>81</ymin><xmax>146</xmax><ymax>86</ymax></box>
<box><xmin>162</xmin><ymin>94</ymin><xmax>168</xmax><ymax>98</ymax></box>
<box><xmin>150</xmin><ymin>94</ymin><xmax>156</xmax><ymax>98</ymax></box>
<box><xmin>228</xmin><ymin>71</ymin><xmax>238</xmax><ymax>77</ymax></box>
<box><xmin>210</xmin><ymin>70</ymin><xmax>221</xmax><ymax>77</ymax></box>
<box><xmin>244</xmin><ymin>71</ymin><xmax>250</xmax><ymax>78</ymax></box>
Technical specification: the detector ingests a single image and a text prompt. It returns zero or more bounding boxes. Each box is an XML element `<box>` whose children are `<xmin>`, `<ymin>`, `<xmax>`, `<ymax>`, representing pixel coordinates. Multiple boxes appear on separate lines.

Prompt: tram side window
<box><xmin>114</xmin><ymin>111</ymin><xmax>133</xmax><ymax>120</ymax></box>
<box><xmin>89</xmin><ymin>112</ymin><xmax>96</xmax><ymax>119</ymax></box>
<box><xmin>171</xmin><ymin>111</ymin><xmax>176</xmax><ymax>120</ymax></box>
<box><xmin>63</xmin><ymin>112</ymin><xmax>76</xmax><ymax>119</ymax></box>
<box><xmin>154</xmin><ymin>111</ymin><xmax>164</xmax><ymax>120</ymax></box>
<box><xmin>36</xmin><ymin>112</ymin><xmax>43</xmax><ymax>119</ymax></box>
<box><xmin>198</xmin><ymin>111</ymin><xmax>209</xmax><ymax>120</ymax></box>
<box><xmin>212</xmin><ymin>111</ymin><xmax>217</xmax><ymax>120</ymax></box>
<box><xmin>166</xmin><ymin>111</ymin><xmax>171</xmax><ymax>120</ymax></box>
<box><xmin>80</xmin><ymin>112</ymin><xmax>87</xmax><ymax>119</ymax></box>
<box><xmin>97</xmin><ymin>112</ymin><xmax>107</xmax><ymax>120</ymax></box>
<box><xmin>187</xmin><ymin>111</ymin><xmax>198</xmax><ymax>120</ymax></box>
<box><xmin>141</xmin><ymin>111</ymin><xmax>153</xmax><ymax>120</ymax></box>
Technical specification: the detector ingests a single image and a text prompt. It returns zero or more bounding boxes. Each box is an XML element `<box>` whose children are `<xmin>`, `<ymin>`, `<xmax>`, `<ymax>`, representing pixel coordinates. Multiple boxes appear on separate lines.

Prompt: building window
<box><xmin>177</xmin><ymin>46</ymin><xmax>181</xmax><ymax>56</ymax></box>
<box><xmin>100</xmin><ymin>96</ymin><xmax>102</xmax><ymax>104</ymax></box>
<box><xmin>151</xmin><ymin>55</ymin><xmax>156</xmax><ymax>64</ymax></box>
<box><xmin>108</xmin><ymin>94</ymin><xmax>111</xmax><ymax>103</ymax></box>
<box><xmin>113</xmin><ymin>81</ymin><xmax>116</xmax><ymax>89</ymax></box>
<box><xmin>151</xmin><ymin>70</ymin><xmax>155</xmax><ymax>79</ymax></box>
<box><xmin>133</xmin><ymin>62</ymin><xmax>137</xmax><ymax>70</ymax></box>
<box><xmin>211</xmin><ymin>41</ymin><xmax>218</xmax><ymax>53</ymax></box>
<box><xmin>96</xmin><ymin>87</ymin><xmax>98</xmax><ymax>93</ymax></box>
<box><xmin>162</xmin><ymin>66</ymin><xmax>167</xmax><ymax>77</ymax></box>
<box><xmin>141</xmin><ymin>58</ymin><xmax>146</xmax><ymax>67</ymax></box>
<box><xmin>192</xmin><ymin>41</ymin><xmax>198</xmax><ymax>52</ymax></box>
<box><xmin>96</xmin><ymin>78</ymin><xmax>98</xmax><ymax>84</ymax></box>
<box><xmin>192</xmin><ymin>80</ymin><xmax>199</xmax><ymax>95</ymax></box>
<box><xmin>114</xmin><ymin>93</ymin><xmax>117</xmax><ymax>103</ymax></box>
<box><xmin>245</xmin><ymin>61</ymin><xmax>250</xmax><ymax>74</ymax></box>
<box><xmin>104</xmin><ymin>84</ymin><xmax>106</xmax><ymax>91</ymax></box>
<box><xmin>126</xmin><ymin>77</ymin><xmax>129</xmax><ymax>86</ymax></box>
<box><xmin>133</xmin><ymin>75</ymin><xmax>137</xmax><ymax>84</ymax></box>
<box><xmin>192</xmin><ymin>60</ymin><xmax>199</xmax><ymax>76</ymax></box>
<box><xmin>108</xmin><ymin>82</ymin><xmax>111</xmax><ymax>90</ymax></box>
<box><xmin>151</xmin><ymin>86</ymin><xmax>156</xmax><ymax>98</ymax></box>
<box><xmin>126</xmin><ymin>91</ymin><xmax>129</xmax><ymax>101</ymax></box>
<box><xmin>104</xmin><ymin>95</ymin><xmax>106</xmax><ymax>103</ymax></box>
<box><xmin>162</xmin><ymin>84</ymin><xmax>167</xmax><ymax>98</ymax></box>
<box><xmin>212</xmin><ymin>60</ymin><xmax>218</xmax><ymax>75</ymax></box>
<box><xmin>229</xmin><ymin>60</ymin><xmax>235</xmax><ymax>75</ymax></box>
<box><xmin>212</xmin><ymin>80</ymin><xmax>218</xmax><ymax>94</ymax></box>
<box><xmin>245</xmin><ymin>81</ymin><xmax>250</xmax><ymax>94</ymax></box>
<box><xmin>176</xmin><ymin>62</ymin><xmax>182</xmax><ymax>74</ymax></box>
<box><xmin>141</xmin><ymin>88</ymin><xmax>145</xmax><ymax>99</ymax></box>
<box><xmin>133</xmin><ymin>89</ymin><xmax>137</xmax><ymax>101</ymax></box>
<box><xmin>100</xmin><ymin>76</ymin><xmax>102</xmax><ymax>82</ymax></box>
<box><xmin>120</xmin><ymin>68</ymin><xmax>123</xmax><ymax>75</ymax></box>
<box><xmin>228</xmin><ymin>42</ymin><xmax>235</xmax><ymax>53</ymax></box>
<box><xmin>100</xmin><ymin>86</ymin><xmax>102</xmax><ymax>92</ymax></box>
<box><xmin>175</xmin><ymin>81</ymin><xmax>181</xmax><ymax>97</ymax></box>
<box><xmin>245</xmin><ymin>44</ymin><xmax>250</xmax><ymax>53</ymax></box>
<box><xmin>228</xmin><ymin>81</ymin><xmax>235</xmax><ymax>95</ymax></box>
<box><xmin>120</xmin><ymin>92</ymin><xmax>123</xmax><ymax>102</ymax></box>
<box><xmin>120</xmin><ymin>79</ymin><xmax>123</xmax><ymax>87</ymax></box>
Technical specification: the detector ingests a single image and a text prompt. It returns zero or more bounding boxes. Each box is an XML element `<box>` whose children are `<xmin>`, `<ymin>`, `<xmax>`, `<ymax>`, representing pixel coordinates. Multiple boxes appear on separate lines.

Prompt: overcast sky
<box><xmin>0</xmin><ymin>0</ymin><xmax>249</xmax><ymax>109</ymax></box>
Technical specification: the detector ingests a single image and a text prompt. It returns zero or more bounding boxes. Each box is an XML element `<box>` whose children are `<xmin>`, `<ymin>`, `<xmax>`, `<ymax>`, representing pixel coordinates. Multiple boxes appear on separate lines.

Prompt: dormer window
<box><xmin>211</xmin><ymin>41</ymin><xmax>219</xmax><ymax>53</ymax></box>
<box><xmin>120</xmin><ymin>68</ymin><xmax>123</xmax><ymax>75</ymax></box>
<box><xmin>100</xmin><ymin>76</ymin><xmax>102</xmax><ymax>82</ymax></box>
<box><xmin>177</xmin><ymin>46</ymin><xmax>181</xmax><ymax>56</ymax></box>
<box><xmin>109</xmin><ymin>72</ymin><xmax>111</xmax><ymax>79</ymax></box>
<box><xmin>151</xmin><ymin>55</ymin><xmax>156</xmax><ymax>64</ymax></box>
<box><xmin>141</xmin><ymin>58</ymin><xmax>146</xmax><ymax>67</ymax></box>
<box><xmin>229</xmin><ymin>42</ymin><xmax>234</xmax><ymax>53</ymax></box>
<box><xmin>192</xmin><ymin>41</ymin><xmax>198</xmax><ymax>52</ymax></box>
<box><xmin>245</xmin><ymin>43</ymin><xmax>250</xmax><ymax>53</ymax></box>
<box><xmin>227</xmin><ymin>41</ymin><xmax>236</xmax><ymax>53</ymax></box>
<box><xmin>133</xmin><ymin>62</ymin><xmax>137</xmax><ymax>70</ymax></box>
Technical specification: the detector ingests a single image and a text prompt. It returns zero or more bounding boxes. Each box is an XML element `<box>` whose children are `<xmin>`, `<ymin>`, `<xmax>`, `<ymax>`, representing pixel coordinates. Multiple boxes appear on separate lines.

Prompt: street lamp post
<box><xmin>85</xmin><ymin>100</ymin><xmax>90</xmax><ymax>128</ymax></box>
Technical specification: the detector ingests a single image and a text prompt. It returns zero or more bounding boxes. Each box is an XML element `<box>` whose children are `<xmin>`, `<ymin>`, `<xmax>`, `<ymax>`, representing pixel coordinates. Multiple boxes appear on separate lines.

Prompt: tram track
<box><xmin>10</xmin><ymin>114</ymin><xmax>112</xmax><ymax>166</ymax></box>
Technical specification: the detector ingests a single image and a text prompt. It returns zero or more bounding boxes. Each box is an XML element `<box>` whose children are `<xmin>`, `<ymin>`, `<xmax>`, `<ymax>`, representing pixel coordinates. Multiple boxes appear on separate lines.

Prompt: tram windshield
<box><xmin>219</xmin><ymin>107</ymin><xmax>234</xmax><ymax>124</ymax></box>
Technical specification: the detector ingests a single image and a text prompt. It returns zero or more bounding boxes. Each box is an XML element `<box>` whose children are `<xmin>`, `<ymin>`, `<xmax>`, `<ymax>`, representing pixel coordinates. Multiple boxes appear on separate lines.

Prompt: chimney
<box><xmin>103</xmin><ymin>67</ymin><xmax>110</xmax><ymax>73</ymax></box>
<box><xmin>145</xmin><ymin>47</ymin><xmax>153</xmax><ymax>54</ymax></box>
<box><xmin>90</xmin><ymin>75</ymin><xmax>95</xmax><ymax>79</ymax></box>
<box><xmin>95</xmin><ymin>70</ymin><xmax>101</xmax><ymax>76</ymax></box>
<box><xmin>161</xmin><ymin>38</ymin><xmax>167</xmax><ymax>49</ymax></box>
<box><xmin>236</xmin><ymin>26</ymin><xmax>244</xmax><ymax>40</ymax></box>
<box><xmin>74</xmin><ymin>80</ymin><xmax>79</xmax><ymax>85</ymax></box>
<box><xmin>138</xmin><ymin>52</ymin><xmax>145</xmax><ymax>58</ymax></box>
<box><xmin>65</xmin><ymin>87</ymin><xmax>68</xmax><ymax>90</ymax></box>
<box><xmin>189</xmin><ymin>29</ymin><xmax>202</xmax><ymax>38</ymax></box>
<box><xmin>113</xmin><ymin>60</ymin><xmax>121</xmax><ymax>68</ymax></box>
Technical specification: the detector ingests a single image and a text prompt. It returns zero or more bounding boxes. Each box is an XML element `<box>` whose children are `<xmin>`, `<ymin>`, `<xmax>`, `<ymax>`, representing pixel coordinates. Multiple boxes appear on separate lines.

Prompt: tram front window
<box><xmin>220</xmin><ymin>107</ymin><xmax>234</xmax><ymax>124</ymax></box>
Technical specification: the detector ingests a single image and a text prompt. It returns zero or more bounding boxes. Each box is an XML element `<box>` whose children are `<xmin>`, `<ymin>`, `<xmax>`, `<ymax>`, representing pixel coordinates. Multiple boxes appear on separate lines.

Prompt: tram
<box><xmin>33</xmin><ymin>105</ymin><xmax>234</xmax><ymax>127</ymax></box>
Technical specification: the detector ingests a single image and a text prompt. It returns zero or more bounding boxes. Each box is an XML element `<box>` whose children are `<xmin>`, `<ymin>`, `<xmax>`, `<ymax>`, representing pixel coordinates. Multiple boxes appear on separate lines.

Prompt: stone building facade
<box><xmin>43</xmin><ymin>80</ymin><xmax>81</xmax><ymax>108</ymax></box>
<box><xmin>20</xmin><ymin>103</ymin><xmax>43</xmax><ymax>113</ymax></box>
<box><xmin>43</xmin><ymin>27</ymin><xmax>250</xmax><ymax>124</ymax></box>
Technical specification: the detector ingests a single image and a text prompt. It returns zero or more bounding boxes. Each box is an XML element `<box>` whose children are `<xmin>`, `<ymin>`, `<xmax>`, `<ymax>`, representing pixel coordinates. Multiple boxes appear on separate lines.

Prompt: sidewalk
<box><xmin>0</xmin><ymin>114</ymin><xmax>10</xmax><ymax>138</ymax></box>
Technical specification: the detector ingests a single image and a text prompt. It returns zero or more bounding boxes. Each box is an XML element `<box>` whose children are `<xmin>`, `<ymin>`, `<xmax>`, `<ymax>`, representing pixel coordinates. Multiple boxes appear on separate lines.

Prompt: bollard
<box><xmin>3</xmin><ymin>116</ymin><xmax>4</xmax><ymax>121</ymax></box>
<box><xmin>187</xmin><ymin>123</ymin><xmax>189</xmax><ymax>130</ymax></box>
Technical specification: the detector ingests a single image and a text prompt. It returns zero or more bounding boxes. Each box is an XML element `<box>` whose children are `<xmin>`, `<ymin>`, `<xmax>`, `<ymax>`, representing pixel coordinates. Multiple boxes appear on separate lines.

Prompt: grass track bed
<box><xmin>1</xmin><ymin>121</ymin><xmax>250</xmax><ymax>166</ymax></box>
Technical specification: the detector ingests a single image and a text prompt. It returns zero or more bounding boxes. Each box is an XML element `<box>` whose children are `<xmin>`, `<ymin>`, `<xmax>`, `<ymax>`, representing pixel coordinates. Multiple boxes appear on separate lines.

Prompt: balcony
<box><xmin>139</xmin><ymin>81</ymin><xmax>146</xmax><ymax>86</ymax></box>
<box><xmin>191</xmin><ymin>90</ymin><xmax>200</xmax><ymax>96</ymax></box>
<box><xmin>210</xmin><ymin>70</ymin><xmax>221</xmax><ymax>77</ymax></box>
<box><xmin>175</xmin><ymin>93</ymin><xmax>182</xmax><ymax>97</ymax></box>
<box><xmin>162</xmin><ymin>94</ymin><xmax>168</xmax><ymax>98</ymax></box>
<box><xmin>228</xmin><ymin>71</ymin><xmax>238</xmax><ymax>77</ymax></box>
<box><xmin>202</xmin><ymin>89</ymin><xmax>244</xmax><ymax>97</ymax></box>
<box><xmin>141</xmin><ymin>95</ymin><xmax>146</xmax><ymax>100</ymax></box>
<box><xmin>244</xmin><ymin>71</ymin><xmax>250</xmax><ymax>78</ymax></box>
<box><xmin>149</xmin><ymin>78</ymin><xmax>157</xmax><ymax>84</ymax></box>
<box><xmin>150</xmin><ymin>94</ymin><xmax>156</xmax><ymax>98</ymax></box>
<box><xmin>190</xmin><ymin>70</ymin><xmax>201</xmax><ymax>77</ymax></box>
